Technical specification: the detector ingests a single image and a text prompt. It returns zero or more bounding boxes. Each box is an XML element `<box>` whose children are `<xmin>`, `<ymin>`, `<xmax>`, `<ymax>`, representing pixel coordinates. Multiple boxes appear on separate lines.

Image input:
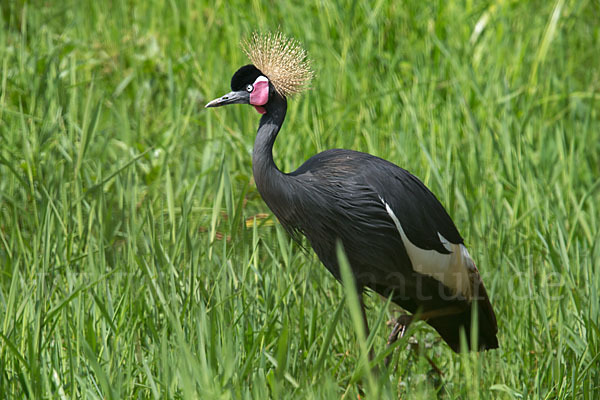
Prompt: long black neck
<box><xmin>252</xmin><ymin>92</ymin><xmax>289</xmax><ymax>206</ymax></box>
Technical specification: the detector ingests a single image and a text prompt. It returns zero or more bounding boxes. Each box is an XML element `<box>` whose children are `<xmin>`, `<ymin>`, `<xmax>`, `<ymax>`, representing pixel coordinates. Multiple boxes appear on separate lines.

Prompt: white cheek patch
<box><xmin>254</xmin><ymin>76</ymin><xmax>269</xmax><ymax>84</ymax></box>
<box><xmin>380</xmin><ymin>197</ymin><xmax>474</xmax><ymax>298</ymax></box>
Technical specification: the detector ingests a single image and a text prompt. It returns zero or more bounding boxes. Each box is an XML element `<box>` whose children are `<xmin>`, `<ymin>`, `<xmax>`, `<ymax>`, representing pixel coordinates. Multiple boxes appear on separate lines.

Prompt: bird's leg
<box><xmin>385</xmin><ymin>313</ymin><xmax>444</xmax><ymax>374</ymax></box>
<box><xmin>411</xmin><ymin>342</ymin><xmax>444</xmax><ymax>377</ymax></box>
<box><xmin>359</xmin><ymin>295</ymin><xmax>375</xmax><ymax>362</ymax></box>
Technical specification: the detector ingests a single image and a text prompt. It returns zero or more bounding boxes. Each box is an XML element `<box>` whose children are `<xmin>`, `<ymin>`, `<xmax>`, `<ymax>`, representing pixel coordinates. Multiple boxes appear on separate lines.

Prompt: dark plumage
<box><xmin>206</xmin><ymin>34</ymin><xmax>498</xmax><ymax>354</ymax></box>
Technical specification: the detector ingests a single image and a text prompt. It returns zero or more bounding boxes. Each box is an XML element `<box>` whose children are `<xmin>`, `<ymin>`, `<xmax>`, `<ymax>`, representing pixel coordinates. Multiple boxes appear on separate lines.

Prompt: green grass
<box><xmin>1</xmin><ymin>0</ymin><xmax>599</xmax><ymax>398</ymax></box>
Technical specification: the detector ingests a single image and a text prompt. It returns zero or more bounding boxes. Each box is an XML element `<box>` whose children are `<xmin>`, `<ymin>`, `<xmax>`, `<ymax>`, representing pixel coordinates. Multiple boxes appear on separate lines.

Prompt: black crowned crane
<box><xmin>206</xmin><ymin>32</ymin><xmax>498</xmax><ymax>354</ymax></box>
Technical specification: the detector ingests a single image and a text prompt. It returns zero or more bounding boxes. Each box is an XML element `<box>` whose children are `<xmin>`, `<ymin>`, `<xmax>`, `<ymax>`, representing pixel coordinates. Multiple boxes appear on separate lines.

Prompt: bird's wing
<box><xmin>362</xmin><ymin>162</ymin><xmax>463</xmax><ymax>247</ymax></box>
<box><xmin>294</xmin><ymin>149</ymin><xmax>463</xmax><ymax>251</ymax></box>
<box><xmin>359</xmin><ymin>161</ymin><xmax>489</xmax><ymax>299</ymax></box>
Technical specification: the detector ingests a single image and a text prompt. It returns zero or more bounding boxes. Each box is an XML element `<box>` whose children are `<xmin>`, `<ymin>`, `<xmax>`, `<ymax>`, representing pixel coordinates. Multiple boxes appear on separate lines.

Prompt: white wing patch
<box><xmin>380</xmin><ymin>198</ymin><xmax>475</xmax><ymax>299</ymax></box>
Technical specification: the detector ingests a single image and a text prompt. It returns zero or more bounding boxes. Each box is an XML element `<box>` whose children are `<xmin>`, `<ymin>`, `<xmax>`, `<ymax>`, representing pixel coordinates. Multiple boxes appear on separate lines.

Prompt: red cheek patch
<box><xmin>250</xmin><ymin>80</ymin><xmax>269</xmax><ymax>106</ymax></box>
<box><xmin>253</xmin><ymin>106</ymin><xmax>267</xmax><ymax>114</ymax></box>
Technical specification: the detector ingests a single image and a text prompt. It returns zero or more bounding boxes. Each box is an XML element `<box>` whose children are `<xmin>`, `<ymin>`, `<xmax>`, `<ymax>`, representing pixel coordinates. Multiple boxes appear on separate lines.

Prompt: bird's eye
<box><xmin>246</xmin><ymin>84</ymin><xmax>254</xmax><ymax>92</ymax></box>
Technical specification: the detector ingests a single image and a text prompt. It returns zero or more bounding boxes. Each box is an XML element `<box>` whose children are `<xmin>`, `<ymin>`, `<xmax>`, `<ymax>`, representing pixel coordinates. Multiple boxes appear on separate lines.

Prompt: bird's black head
<box><xmin>205</xmin><ymin>64</ymin><xmax>274</xmax><ymax>115</ymax></box>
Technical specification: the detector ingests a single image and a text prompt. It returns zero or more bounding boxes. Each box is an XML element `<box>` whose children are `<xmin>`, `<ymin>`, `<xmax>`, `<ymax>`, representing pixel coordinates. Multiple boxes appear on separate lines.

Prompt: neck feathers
<box><xmin>252</xmin><ymin>93</ymin><xmax>288</xmax><ymax>203</ymax></box>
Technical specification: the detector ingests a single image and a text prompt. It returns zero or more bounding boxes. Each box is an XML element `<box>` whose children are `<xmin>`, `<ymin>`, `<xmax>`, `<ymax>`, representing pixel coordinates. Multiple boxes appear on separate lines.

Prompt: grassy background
<box><xmin>1</xmin><ymin>0</ymin><xmax>599</xmax><ymax>398</ymax></box>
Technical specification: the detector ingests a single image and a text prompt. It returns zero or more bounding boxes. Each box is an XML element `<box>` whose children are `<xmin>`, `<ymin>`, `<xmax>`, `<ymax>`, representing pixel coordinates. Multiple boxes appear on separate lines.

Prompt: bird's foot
<box><xmin>385</xmin><ymin>314</ymin><xmax>413</xmax><ymax>367</ymax></box>
<box><xmin>387</xmin><ymin>314</ymin><xmax>413</xmax><ymax>345</ymax></box>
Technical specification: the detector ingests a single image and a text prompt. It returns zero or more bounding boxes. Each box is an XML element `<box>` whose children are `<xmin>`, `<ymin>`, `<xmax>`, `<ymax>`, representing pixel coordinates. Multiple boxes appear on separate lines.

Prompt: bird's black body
<box><xmin>207</xmin><ymin>62</ymin><xmax>498</xmax><ymax>352</ymax></box>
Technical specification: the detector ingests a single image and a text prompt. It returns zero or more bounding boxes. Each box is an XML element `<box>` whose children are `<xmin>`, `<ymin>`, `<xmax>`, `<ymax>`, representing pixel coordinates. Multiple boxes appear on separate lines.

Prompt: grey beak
<box><xmin>205</xmin><ymin>90</ymin><xmax>250</xmax><ymax>108</ymax></box>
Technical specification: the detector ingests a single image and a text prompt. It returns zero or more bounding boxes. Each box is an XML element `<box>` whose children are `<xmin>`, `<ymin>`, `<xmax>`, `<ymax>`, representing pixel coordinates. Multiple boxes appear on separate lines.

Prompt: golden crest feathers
<box><xmin>242</xmin><ymin>32</ymin><xmax>313</xmax><ymax>97</ymax></box>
